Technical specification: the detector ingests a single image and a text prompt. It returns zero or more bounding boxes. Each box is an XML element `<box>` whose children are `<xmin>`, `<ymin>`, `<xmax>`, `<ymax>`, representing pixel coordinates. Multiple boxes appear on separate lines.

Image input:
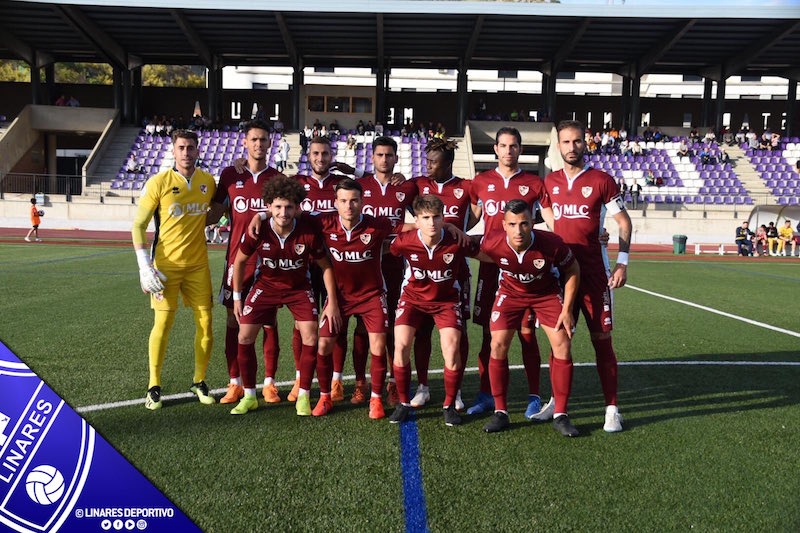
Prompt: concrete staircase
<box><xmin>451</xmin><ymin>136</ymin><xmax>473</xmax><ymax>179</ymax></box>
<box><xmin>727</xmin><ymin>145</ymin><xmax>772</xmax><ymax>201</ymax></box>
<box><xmin>83</xmin><ymin>126</ymin><xmax>142</xmax><ymax>196</ymax></box>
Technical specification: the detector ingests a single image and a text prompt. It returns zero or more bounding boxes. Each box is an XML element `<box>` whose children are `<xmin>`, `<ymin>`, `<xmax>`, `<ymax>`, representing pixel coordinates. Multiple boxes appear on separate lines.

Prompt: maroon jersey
<box><xmin>240</xmin><ymin>213</ymin><xmax>326</xmax><ymax>292</ymax></box>
<box><xmin>318</xmin><ymin>213</ymin><xmax>393</xmax><ymax>302</ymax></box>
<box><xmin>544</xmin><ymin>167</ymin><xmax>624</xmax><ymax>267</ymax></box>
<box><xmin>294</xmin><ymin>173</ymin><xmax>344</xmax><ymax>215</ymax></box>
<box><xmin>212</xmin><ymin>166</ymin><xmax>281</xmax><ymax>267</ymax></box>
<box><xmin>472</xmin><ymin>169</ymin><xmax>551</xmax><ymax>234</ymax></box>
<box><xmin>481</xmin><ymin>230</ymin><xmax>575</xmax><ymax>296</ymax></box>
<box><xmin>358</xmin><ymin>174</ymin><xmax>417</xmax><ymax>234</ymax></box>
<box><xmin>414</xmin><ymin>176</ymin><xmax>473</xmax><ymax>231</ymax></box>
<box><xmin>390</xmin><ymin>229</ymin><xmax>476</xmax><ymax>304</ymax></box>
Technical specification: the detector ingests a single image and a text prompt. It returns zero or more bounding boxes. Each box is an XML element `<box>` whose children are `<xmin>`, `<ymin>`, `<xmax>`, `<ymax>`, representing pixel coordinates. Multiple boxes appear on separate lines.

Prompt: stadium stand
<box><xmin>744</xmin><ymin>137</ymin><xmax>800</xmax><ymax>205</ymax></box>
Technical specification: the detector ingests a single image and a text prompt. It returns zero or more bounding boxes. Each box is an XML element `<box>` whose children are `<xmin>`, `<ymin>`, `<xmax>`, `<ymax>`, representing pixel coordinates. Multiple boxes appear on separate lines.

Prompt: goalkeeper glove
<box><xmin>135</xmin><ymin>249</ymin><xmax>167</xmax><ymax>293</ymax></box>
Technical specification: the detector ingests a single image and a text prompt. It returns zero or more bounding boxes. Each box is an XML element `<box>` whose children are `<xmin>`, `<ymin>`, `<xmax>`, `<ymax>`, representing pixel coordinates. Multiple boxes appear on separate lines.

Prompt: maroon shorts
<box><xmin>489</xmin><ymin>289</ymin><xmax>563</xmax><ymax>331</ymax></box>
<box><xmin>320</xmin><ymin>293</ymin><xmax>389</xmax><ymax>337</ymax></box>
<box><xmin>395</xmin><ymin>299</ymin><xmax>462</xmax><ymax>331</ymax></box>
<box><xmin>473</xmin><ymin>262</ymin><xmax>499</xmax><ymax>326</ymax></box>
<box><xmin>219</xmin><ymin>262</ymin><xmax>255</xmax><ymax>309</ymax></box>
<box><xmin>382</xmin><ymin>258</ymin><xmax>404</xmax><ymax>318</ymax></box>
<box><xmin>458</xmin><ymin>261</ymin><xmax>472</xmax><ymax>320</ymax></box>
<box><xmin>574</xmin><ymin>284</ymin><xmax>613</xmax><ymax>333</ymax></box>
<box><xmin>239</xmin><ymin>287</ymin><xmax>318</xmax><ymax>325</ymax></box>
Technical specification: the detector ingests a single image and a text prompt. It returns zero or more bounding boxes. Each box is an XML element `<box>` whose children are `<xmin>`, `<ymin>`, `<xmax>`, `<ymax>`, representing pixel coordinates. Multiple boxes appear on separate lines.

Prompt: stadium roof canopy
<box><xmin>1</xmin><ymin>0</ymin><xmax>800</xmax><ymax>80</ymax></box>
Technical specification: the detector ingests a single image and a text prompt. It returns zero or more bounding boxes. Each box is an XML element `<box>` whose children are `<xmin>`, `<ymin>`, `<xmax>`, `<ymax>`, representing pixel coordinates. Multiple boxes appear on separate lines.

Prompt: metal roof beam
<box><xmin>54</xmin><ymin>4</ymin><xmax>140</xmax><ymax>69</ymax></box>
<box><xmin>0</xmin><ymin>26</ymin><xmax>53</xmax><ymax>67</ymax></box>
<box><xmin>376</xmin><ymin>13</ymin><xmax>384</xmax><ymax>67</ymax></box>
<box><xmin>702</xmin><ymin>19</ymin><xmax>800</xmax><ymax>80</ymax></box>
<box><xmin>619</xmin><ymin>18</ymin><xmax>697</xmax><ymax>78</ymax></box>
<box><xmin>542</xmin><ymin>17</ymin><xmax>591</xmax><ymax>76</ymax></box>
<box><xmin>170</xmin><ymin>9</ymin><xmax>215</xmax><ymax>68</ymax></box>
<box><xmin>463</xmin><ymin>15</ymin><xmax>484</xmax><ymax>67</ymax></box>
<box><xmin>275</xmin><ymin>12</ymin><xmax>299</xmax><ymax>71</ymax></box>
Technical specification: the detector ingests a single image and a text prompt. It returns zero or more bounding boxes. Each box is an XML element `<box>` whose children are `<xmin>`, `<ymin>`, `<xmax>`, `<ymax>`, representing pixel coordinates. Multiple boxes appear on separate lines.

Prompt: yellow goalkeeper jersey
<box><xmin>778</xmin><ymin>226</ymin><xmax>794</xmax><ymax>241</ymax></box>
<box><xmin>133</xmin><ymin>167</ymin><xmax>216</xmax><ymax>268</ymax></box>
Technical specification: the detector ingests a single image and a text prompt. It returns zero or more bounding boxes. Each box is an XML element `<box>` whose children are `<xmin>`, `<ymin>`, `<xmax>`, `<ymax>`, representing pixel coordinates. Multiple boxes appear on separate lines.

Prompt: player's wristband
<box><xmin>616</xmin><ymin>251</ymin><xmax>629</xmax><ymax>265</ymax></box>
<box><xmin>354</xmin><ymin>167</ymin><xmax>365</xmax><ymax>178</ymax></box>
<box><xmin>259</xmin><ymin>212</ymin><xmax>267</xmax><ymax>221</ymax></box>
<box><xmin>232</xmin><ymin>291</ymin><xmax>242</xmax><ymax>301</ymax></box>
<box><xmin>135</xmin><ymin>248</ymin><xmax>151</xmax><ymax>270</ymax></box>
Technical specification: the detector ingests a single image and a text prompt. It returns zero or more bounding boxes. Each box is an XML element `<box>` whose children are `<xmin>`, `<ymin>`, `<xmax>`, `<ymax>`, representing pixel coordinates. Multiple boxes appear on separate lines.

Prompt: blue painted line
<box><xmin>399</xmin><ymin>414</ymin><xmax>429</xmax><ymax>533</ymax></box>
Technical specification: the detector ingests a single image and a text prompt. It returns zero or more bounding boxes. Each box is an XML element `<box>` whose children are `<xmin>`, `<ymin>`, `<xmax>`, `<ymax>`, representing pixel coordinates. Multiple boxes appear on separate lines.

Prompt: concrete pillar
<box><xmin>122</xmin><ymin>68</ymin><xmax>132</xmax><ymax>124</ymax></box>
<box><xmin>456</xmin><ymin>62</ymin><xmax>468</xmax><ymax>135</ymax></box>
<box><xmin>44</xmin><ymin>64</ymin><xmax>55</xmax><ymax>106</ymax></box>
<box><xmin>113</xmin><ymin>67</ymin><xmax>124</xmax><ymax>113</ymax></box>
<box><xmin>31</xmin><ymin>64</ymin><xmax>41</xmax><ymax>105</ymax></box>
<box><xmin>292</xmin><ymin>66</ymin><xmax>304</xmax><ymax>130</ymax></box>
<box><xmin>208</xmin><ymin>68</ymin><xmax>217</xmax><ymax>122</ymax></box>
<box><xmin>132</xmin><ymin>67</ymin><xmax>143</xmax><ymax>126</ymax></box>
<box><xmin>714</xmin><ymin>76</ymin><xmax>726</xmax><ymax>134</ymax></box>
<box><xmin>543</xmin><ymin>73</ymin><xmax>557</xmax><ymax>121</ymax></box>
<box><xmin>620</xmin><ymin>76</ymin><xmax>631</xmax><ymax>130</ymax></box>
<box><xmin>630</xmin><ymin>76</ymin><xmax>641</xmax><ymax>136</ymax></box>
<box><xmin>786</xmin><ymin>79</ymin><xmax>797</xmax><ymax>137</ymax></box>
<box><xmin>701</xmin><ymin>78</ymin><xmax>713</xmax><ymax>128</ymax></box>
<box><xmin>375</xmin><ymin>64</ymin><xmax>385</xmax><ymax>126</ymax></box>
<box><xmin>46</xmin><ymin>133</ymin><xmax>57</xmax><ymax>194</ymax></box>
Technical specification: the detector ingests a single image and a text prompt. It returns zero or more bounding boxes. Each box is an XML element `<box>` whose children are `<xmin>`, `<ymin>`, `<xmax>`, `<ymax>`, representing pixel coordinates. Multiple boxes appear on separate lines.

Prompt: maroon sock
<box><xmin>333</xmin><ymin>332</ymin><xmax>348</xmax><ymax>374</ymax></box>
<box><xmin>392</xmin><ymin>363</ymin><xmax>412</xmax><ymax>404</ymax></box>
<box><xmin>478</xmin><ymin>332</ymin><xmax>492</xmax><ymax>394</ymax></box>
<box><xmin>519</xmin><ymin>330</ymin><xmax>541</xmax><ymax>396</ymax></box>
<box><xmin>458</xmin><ymin>331</ymin><xmax>469</xmax><ymax>385</ymax></box>
<box><xmin>225</xmin><ymin>325</ymin><xmax>239</xmax><ymax>379</ymax></box>
<box><xmin>370</xmin><ymin>353</ymin><xmax>387</xmax><ymax>396</ymax></box>
<box><xmin>299</xmin><ymin>343</ymin><xmax>317</xmax><ymax>390</ymax></box>
<box><xmin>292</xmin><ymin>327</ymin><xmax>301</xmax><ymax>371</ymax></box>
<box><xmin>413</xmin><ymin>319</ymin><xmax>434</xmax><ymax>386</ymax></box>
<box><xmin>352</xmin><ymin>329</ymin><xmax>369</xmax><ymax>382</ymax></box>
<box><xmin>263</xmin><ymin>327</ymin><xmax>279</xmax><ymax>379</ymax></box>
<box><xmin>317</xmin><ymin>351</ymin><xmax>333</xmax><ymax>394</ymax></box>
<box><xmin>592</xmin><ymin>337</ymin><xmax>618</xmax><ymax>405</ymax></box>
<box><xmin>550</xmin><ymin>354</ymin><xmax>574</xmax><ymax>414</ymax></box>
<box><xmin>488</xmin><ymin>357</ymin><xmax>509</xmax><ymax>412</ymax></box>
<box><xmin>237</xmin><ymin>342</ymin><xmax>257</xmax><ymax>389</ymax></box>
<box><xmin>443</xmin><ymin>367</ymin><xmax>461</xmax><ymax>408</ymax></box>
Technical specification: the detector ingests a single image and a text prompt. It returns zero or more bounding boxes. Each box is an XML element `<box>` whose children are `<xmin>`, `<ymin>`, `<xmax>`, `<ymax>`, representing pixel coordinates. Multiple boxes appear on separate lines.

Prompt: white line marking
<box><xmin>76</xmin><ymin>360</ymin><xmax>800</xmax><ymax>413</ymax></box>
<box><xmin>625</xmin><ymin>284</ymin><xmax>800</xmax><ymax>338</ymax></box>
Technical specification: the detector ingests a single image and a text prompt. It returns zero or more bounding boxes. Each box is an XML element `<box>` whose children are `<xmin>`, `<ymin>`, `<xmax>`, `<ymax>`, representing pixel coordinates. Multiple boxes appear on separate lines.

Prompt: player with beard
<box><xmin>543</xmin><ymin>120</ymin><xmax>632</xmax><ymax>433</ymax></box>
<box><xmin>206</xmin><ymin>120</ymin><xmax>283</xmax><ymax>405</ymax></box>
<box><xmin>409</xmin><ymin>138</ymin><xmax>478</xmax><ymax>410</ymax></box>
<box><xmin>469</xmin><ymin>127</ymin><xmax>554</xmax><ymax>420</ymax></box>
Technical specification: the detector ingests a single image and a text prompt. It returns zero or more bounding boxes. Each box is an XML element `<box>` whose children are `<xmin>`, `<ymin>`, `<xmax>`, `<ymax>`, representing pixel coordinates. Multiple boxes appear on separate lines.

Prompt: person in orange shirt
<box><xmin>24</xmin><ymin>197</ymin><xmax>42</xmax><ymax>242</ymax></box>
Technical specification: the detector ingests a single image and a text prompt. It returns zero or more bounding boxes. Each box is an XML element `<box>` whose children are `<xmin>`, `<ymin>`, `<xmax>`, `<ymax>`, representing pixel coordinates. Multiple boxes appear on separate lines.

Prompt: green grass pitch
<box><xmin>0</xmin><ymin>243</ymin><xmax>798</xmax><ymax>531</ymax></box>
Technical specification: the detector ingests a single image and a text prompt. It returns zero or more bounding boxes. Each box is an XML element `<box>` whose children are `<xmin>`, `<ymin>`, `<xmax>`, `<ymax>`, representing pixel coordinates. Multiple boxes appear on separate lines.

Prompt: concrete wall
<box><xmin>301</xmin><ymin>85</ymin><xmax>376</xmax><ymax>131</ymax></box>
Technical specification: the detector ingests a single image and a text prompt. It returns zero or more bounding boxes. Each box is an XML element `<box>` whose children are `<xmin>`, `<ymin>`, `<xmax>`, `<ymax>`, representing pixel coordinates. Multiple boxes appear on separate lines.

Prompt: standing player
<box><xmin>469</xmin><ymin>127</ymin><xmax>554</xmax><ymax>419</ymax></box>
<box><xmin>544</xmin><ymin>120</ymin><xmax>632</xmax><ymax>432</ymax></box>
<box><xmin>315</xmin><ymin>178</ymin><xmax>395</xmax><ymax>418</ymax></box>
<box><xmin>410</xmin><ymin>138</ymin><xmax>477</xmax><ymax>410</ymax></box>
<box><xmin>231</xmin><ymin>176</ymin><xmax>340</xmax><ymax>416</ymax></box>
<box><xmin>388</xmin><ymin>195</ymin><xmax>477</xmax><ymax>426</ymax></box>
<box><xmin>475</xmin><ymin>200</ymin><xmax>581</xmax><ymax>436</ymax></box>
<box><xmin>131</xmin><ymin>129</ymin><xmax>216</xmax><ymax>410</ymax></box>
<box><xmin>206</xmin><ymin>120</ymin><xmax>283</xmax><ymax>405</ymax></box>
<box><xmin>24</xmin><ymin>197</ymin><xmax>43</xmax><ymax>242</ymax></box>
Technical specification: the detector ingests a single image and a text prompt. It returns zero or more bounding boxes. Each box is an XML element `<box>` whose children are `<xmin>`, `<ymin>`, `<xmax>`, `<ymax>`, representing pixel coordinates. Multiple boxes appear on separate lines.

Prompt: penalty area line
<box><xmin>625</xmin><ymin>284</ymin><xmax>800</xmax><ymax>339</ymax></box>
<box><xmin>75</xmin><ymin>360</ymin><xmax>800</xmax><ymax>414</ymax></box>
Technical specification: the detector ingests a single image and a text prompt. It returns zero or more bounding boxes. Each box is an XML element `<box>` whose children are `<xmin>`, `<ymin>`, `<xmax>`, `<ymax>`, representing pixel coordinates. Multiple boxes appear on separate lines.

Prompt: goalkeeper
<box><xmin>131</xmin><ymin>129</ymin><xmax>217</xmax><ymax>410</ymax></box>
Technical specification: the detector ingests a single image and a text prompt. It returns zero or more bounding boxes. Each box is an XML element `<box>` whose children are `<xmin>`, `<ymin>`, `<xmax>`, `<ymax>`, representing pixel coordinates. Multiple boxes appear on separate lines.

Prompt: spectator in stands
<box><xmin>417</xmin><ymin>122</ymin><xmax>426</xmax><ymax>139</ymax></box>
<box><xmin>620</xmin><ymin>138</ymin><xmax>631</xmax><ymax>157</ymax></box>
<box><xmin>720</xmin><ymin>146</ymin><xmax>731</xmax><ymax>165</ymax></box>
<box><xmin>276</xmin><ymin>136</ymin><xmax>290</xmax><ymax>173</ymax></box>
<box><xmin>55</xmin><ymin>94</ymin><xmax>67</xmax><ymax>106</ymax></box>
<box><xmin>722</xmin><ymin>128</ymin><xmax>735</xmax><ymax>146</ymax></box>
<box><xmin>619</xmin><ymin>126</ymin><xmax>628</xmax><ymax>140</ymax></box>
<box><xmin>630</xmin><ymin>140</ymin><xmax>643</xmax><ymax>157</ymax></box>
<box><xmin>766</xmin><ymin>222</ymin><xmax>778</xmax><ymax>255</ymax></box>
<box><xmin>510</xmin><ymin>109</ymin><xmax>520</xmax><ymax>121</ymax></box>
<box><xmin>356</xmin><ymin>120</ymin><xmax>365</xmax><ymax>134</ymax></box>
<box><xmin>735</xmin><ymin>126</ymin><xmax>748</xmax><ymax>145</ymax></box>
<box><xmin>618</xmin><ymin>178</ymin><xmax>628</xmax><ymax>198</ymax></box>
<box><xmin>67</xmin><ymin>95</ymin><xmax>80</xmax><ymax>107</ymax></box>
<box><xmin>777</xmin><ymin>220</ymin><xmax>795</xmax><ymax>257</ymax></box>
<box><xmin>436</xmin><ymin>122</ymin><xmax>446</xmax><ymax>138</ymax></box>
<box><xmin>300</xmin><ymin>125</ymin><xmax>310</xmax><ymax>155</ymax></box>
<box><xmin>126</xmin><ymin>154</ymin><xmax>142</xmax><ymax>174</ymax></box>
<box><xmin>255</xmin><ymin>104</ymin><xmax>265</xmax><ymax>121</ymax></box>
<box><xmin>753</xmin><ymin>224</ymin><xmax>768</xmax><ymax>256</ymax></box>
<box><xmin>587</xmin><ymin>136</ymin><xmax>598</xmax><ymax>155</ymax></box>
<box><xmin>155</xmin><ymin>119</ymin><xmax>166</xmax><ymax>137</ymax></box>
<box><xmin>146</xmin><ymin>116</ymin><xmax>157</xmax><ymax>136</ymax></box>
<box><xmin>735</xmin><ymin>221</ymin><xmax>755</xmax><ymax>256</ymax></box>
<box><xmin>703</xmin><ymin>129</ymin><xmax>716</xmax><ymax>144</ymax></box>
<box><xmin>175</xmin><ymin>115</ymin><xmax>186</xmax><ymax>130</ymax></box>
<box><xmin>699</xmin><ymin>145</ymin><xmax>712</xmax><ymax>165</ymax></box>
<box><xmin>375</xmin><ymin>122</ymin><xmax>384</xmax><ymax>136</ymax></box>
<box><xmin>630</xmin><ymin>180</ymin><xmax>642</xmax><ymax>209</ymax></box>
<box><xmin>653</xmin><ymin>128</ymin><xmax>665</xmax><ymax>142</ymax></box>
<box><xmin>366</xmin><ymin>120</ymin><xmax>375</xmax><ymax>132</ymax></box>
<box><xmin>677</xmin><ymin>139</ymin><xmax>690</xmax><ymax>158</ymax></box>
<box><xmin>273</xmin><ymin>116</ymin><xmax>284</xmax><ymax>134</ymax></box>
<box><xmin>689</xmin><ymin>127</ymin><xmax>700</xmax><ymax>142</ymax></box>
<box><xmin>747</xmin><ymin>130</ymin><xmax>759</xmax><ymax>149</ymax></box>
<box><xmin>346</xmin><ymin>134</ymin><xmax>356</xmax><ymax>150</ymax></box>
<box><xmin>759</xmin><ymin>135</ymin><xmax>770</xmax><ymax>151</ymax></box>
<box><xmin>328</xmin><ymin>119</ymin><xmax>340</xmax><ymax>133</ymax></box>
<box><xmin>770</xmin><ymin>133</ymin><xmax>780</xmax><ymax>151</ymax></box>
<box><xmin>320</xmin><ymin>125</ymin><xmax>328</xmax><ymax>137</ymax></box>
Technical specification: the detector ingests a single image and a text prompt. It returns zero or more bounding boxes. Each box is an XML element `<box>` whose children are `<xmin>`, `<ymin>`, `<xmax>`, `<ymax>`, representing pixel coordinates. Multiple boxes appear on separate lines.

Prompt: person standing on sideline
<box><xmin>131</xmin><ymin>129</ymin><xmax>217</xmax><ymax>410</ymax></box>
<box><xmin>630</xmin><ymin>180</ymin><xmax>642</xmax><ymax>209</ymax></box>
<box><xmin>24</xmin><ymin>197</ymin><xmax>43</xmax><ymax>242</ymax></box>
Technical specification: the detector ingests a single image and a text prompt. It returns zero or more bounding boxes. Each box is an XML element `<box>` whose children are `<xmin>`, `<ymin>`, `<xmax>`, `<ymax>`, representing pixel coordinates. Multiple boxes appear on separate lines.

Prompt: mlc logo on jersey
<box><xmin>168</xmin><ymin>202</ymin><xmax>209</xmax><ymax>217</ymax></box>
<box><xmin>552</xmin><ymin>203</ymin><xmax>590</xmax><ymax>221</ymax></box>
<box><xmin>233</xmin><ymin>196</ymin><xmax>266</xmax><ymax>214</ymax></box>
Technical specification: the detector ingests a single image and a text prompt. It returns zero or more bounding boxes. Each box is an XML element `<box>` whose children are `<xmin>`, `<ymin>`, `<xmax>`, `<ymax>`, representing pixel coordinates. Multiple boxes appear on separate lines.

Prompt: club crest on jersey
<box><xmin>518</xmin><ymin>185</ymin><xmax>529</xmax><ymax>196</ymax></box>
<box><xmin>582</xmin><ymin>186</ymin><xmax>593</xmax><ymax>198</ymax></box>
<box><xmin>200</xmin><ymin>184</ymin><xmax>207</xmax><ymax>195</ymax></box>
<box><xmin>360</xmin><ymin>233</ymin><xmax>372</xmax><ymax>245</ymax></box>
<box><xmin>491</xmin><ymin>311</ymin><xmax>500</xmax><ymax>322</ymax></box>
<box><xmin>533</xmin><ymin>258</ymin><xmax>545</xmax><ymax>269</ymax></box>
<box><xmin>396</xmin><ymin>192</ymin><xmax>406</xmax><ymax>202</ymax></box>
<box><xmin>422</xmin><ymin>187</ymin><xmax>430</xmax><ymax>194</ymax></box>
<box><xmin>235</xmin><ymin>180</ymin><xmax>244</xmax><ymax>189</ymax></box>
<box><xmin>443</xmin><ymin>253</ymin><xmax>454</xmax><ymax>264</ymax></box>
<box><xmin>303</xmin><ymin>184</ymin><xmax>311</xmax><ymax>191</ymax></box>
<box><xmin>243</xmin><ymin>305</ymin><xmax>252</xmax><ymax>316</ymax></box>
<box><xmin>454</xmin><ymin>188</ymin><xmax>464</xmax><ymax>199</ymax></box>
<box><xmin>294</xmin><ymin>244</ymin><xmax>305</xmax><ymax>255</ymax></box>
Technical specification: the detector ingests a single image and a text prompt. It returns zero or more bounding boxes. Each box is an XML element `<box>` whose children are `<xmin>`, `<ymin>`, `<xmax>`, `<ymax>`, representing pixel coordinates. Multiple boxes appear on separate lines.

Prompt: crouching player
<box><xmin>388</xmin><ymin>195</ymin><xmax>477</xmax><ymax>427</ymax></box>
<box><xmin>231</xmin><ymin>176</ymin><xmax>341</xmax><ymax>416</ymax></box>
<box><xmin>315</xmin><ymin>178</ymin><xmax>395</xmax><ymax>418</ymax></box>
<box><xmin>475</xmin><ymin>200</ymin><xmax>581</xmax><ymax>437</ymax></box>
